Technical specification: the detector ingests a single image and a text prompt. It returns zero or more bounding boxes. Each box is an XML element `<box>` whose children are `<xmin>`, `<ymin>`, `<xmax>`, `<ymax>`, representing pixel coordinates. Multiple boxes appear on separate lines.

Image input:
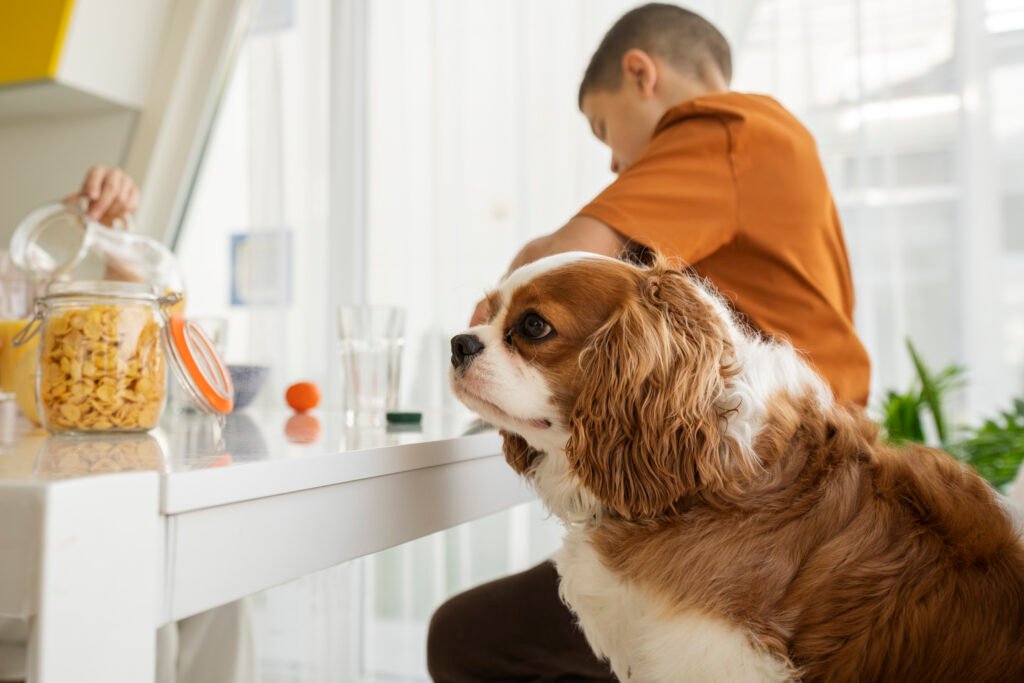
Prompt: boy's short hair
<box><xmin>579</xmin><ymin>3</ymin><xmax>732</xmax><ymax>108</ymax></box>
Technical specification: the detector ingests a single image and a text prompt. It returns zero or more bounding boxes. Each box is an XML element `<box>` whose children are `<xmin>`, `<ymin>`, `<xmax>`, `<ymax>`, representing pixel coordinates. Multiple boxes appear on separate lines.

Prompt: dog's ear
<box><xmin>566</xmin><ymin>263</ymin><xmax>744</xmax><ymax>519</ymax></box>
<box><xmin>501</xmin><ymin>429</ymin><xmax>542</xmax><ymax>475</ymax></box>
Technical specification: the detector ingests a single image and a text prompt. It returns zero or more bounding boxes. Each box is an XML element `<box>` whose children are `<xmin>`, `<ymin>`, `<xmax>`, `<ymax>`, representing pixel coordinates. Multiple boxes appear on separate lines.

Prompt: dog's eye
<box><xmin>519</xmin><ymin>313</ymin><xmax>553</xmax><ymax>341</ymax></box>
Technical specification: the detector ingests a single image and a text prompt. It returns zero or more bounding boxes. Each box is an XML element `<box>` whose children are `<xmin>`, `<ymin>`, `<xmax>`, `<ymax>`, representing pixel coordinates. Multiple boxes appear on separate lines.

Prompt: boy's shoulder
<box><xmin>655</xmin><ymin>91</ymin><xmax>810</xmax><ymax>141</ymax></box>
<box><xmin>662</xmin><ymin>91</ymin><xmax>791</xmax><ymax>125</ymax></box>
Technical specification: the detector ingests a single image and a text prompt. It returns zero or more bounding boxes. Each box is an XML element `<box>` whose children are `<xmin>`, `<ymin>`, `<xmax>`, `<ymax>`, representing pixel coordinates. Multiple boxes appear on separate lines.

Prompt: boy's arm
<box><xmin>468</xmin><ymin>216</ymin><xmax>626</xmax><ymax>325</ymax></box>
<box><xmin>507</xmin><ymin>216</ymin><xmax>627</xmax><ymax>273</ymax></box>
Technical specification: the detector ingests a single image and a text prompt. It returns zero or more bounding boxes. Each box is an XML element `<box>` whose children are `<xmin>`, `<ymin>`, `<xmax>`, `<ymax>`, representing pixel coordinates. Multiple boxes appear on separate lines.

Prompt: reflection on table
<box><xmin>0</xmin><ymin>399</ymin><xmax>495</xmax><ymax>483</ymax></box>
<box><xmin>37</xmin><ymin>432</ymin><xmax>164</xmax><ymax>480</ymax></box>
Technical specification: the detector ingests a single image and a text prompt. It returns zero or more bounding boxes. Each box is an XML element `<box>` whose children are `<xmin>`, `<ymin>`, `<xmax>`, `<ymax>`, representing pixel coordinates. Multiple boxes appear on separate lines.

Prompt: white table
<box><xmin>0</xmin><ymin>402</ymin><xmax>528</xmax><ymax>682</ymax></box>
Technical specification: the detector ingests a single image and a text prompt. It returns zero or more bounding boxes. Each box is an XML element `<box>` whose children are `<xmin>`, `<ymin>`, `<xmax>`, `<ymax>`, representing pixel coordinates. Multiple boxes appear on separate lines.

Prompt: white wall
<box><xmin>57</xmin><ymin>0</ymin><xmax>173</xmax><ymax>108</ymax></box>
<box><xmin>0</xmin><ymin>110</ymin><xmax>136</xmax><ymax>245</ymax></box>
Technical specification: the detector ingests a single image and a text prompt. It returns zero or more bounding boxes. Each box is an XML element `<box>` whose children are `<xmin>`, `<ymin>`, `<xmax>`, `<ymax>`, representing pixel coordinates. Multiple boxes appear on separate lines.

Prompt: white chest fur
<box><xmin>528</xmin><ymin>446</ymin><xmax>794</xmax><ymax>682</ymax></box>
<box><xmin>552</xmin><ymin>520</ymin><xmax>796</xmax><ymax>683</ymax></box>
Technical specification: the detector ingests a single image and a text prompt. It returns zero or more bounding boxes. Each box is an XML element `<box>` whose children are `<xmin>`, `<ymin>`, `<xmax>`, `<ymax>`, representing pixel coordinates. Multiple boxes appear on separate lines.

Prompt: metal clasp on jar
<box><xmin>12</xmin><ymin>301</ymin><xmax>46</xmax><ymax>348</ymax></box>
<box><xmin>159</xmin><ymin>291</ymin><xmax>184</xmax><ymax>323</ymax></box>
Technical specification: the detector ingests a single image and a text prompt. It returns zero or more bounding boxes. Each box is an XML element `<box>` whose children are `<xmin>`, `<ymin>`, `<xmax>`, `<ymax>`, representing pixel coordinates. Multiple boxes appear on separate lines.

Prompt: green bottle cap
<box><xmin>386</xmin><ymin>411</ymin><xmax>422</xmax><ymax>424</ymax></box>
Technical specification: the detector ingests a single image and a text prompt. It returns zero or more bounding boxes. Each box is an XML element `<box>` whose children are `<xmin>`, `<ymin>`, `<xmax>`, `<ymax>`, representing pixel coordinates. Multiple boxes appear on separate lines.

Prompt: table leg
<box><xmin>26</xmin><ymin>472</ymin><xmax>162</xmax><ymax>683</ymax></box>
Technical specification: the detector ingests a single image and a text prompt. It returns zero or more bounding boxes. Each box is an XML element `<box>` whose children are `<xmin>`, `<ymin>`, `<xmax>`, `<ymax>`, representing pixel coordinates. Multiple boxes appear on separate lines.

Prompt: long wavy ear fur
<box><xmin>501</xmin><ymin>430</ymin><xmax>542</xmax><ymax>475</ymax></box>
<box><xmin>565</xmin><ymin>261</ymin><xmax>741</xmax><ymax>519</ymax></box>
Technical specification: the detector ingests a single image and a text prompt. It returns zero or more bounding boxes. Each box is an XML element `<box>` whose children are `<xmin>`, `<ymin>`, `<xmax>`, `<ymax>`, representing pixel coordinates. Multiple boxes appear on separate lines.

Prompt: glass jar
<box><xmin>14</xmin><ymin>281</ymin><xmax>233</xmax><ymax>434</ymax></box>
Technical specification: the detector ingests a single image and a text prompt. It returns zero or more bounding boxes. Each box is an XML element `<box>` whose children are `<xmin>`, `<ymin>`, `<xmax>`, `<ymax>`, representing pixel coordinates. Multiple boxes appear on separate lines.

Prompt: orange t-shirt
<box><xmin>579</xmin><ymin>92</ymin><xmax>870</xmax><ymax>406</ymax></box>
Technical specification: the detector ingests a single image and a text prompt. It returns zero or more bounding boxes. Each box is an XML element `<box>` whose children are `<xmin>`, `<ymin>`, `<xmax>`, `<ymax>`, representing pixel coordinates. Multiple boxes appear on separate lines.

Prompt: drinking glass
<box><xmin>337</xmin><ymin>305</ymin><xmax>405</xmax><ymax>428</ymax></box>
<box><xmin>0</xmin><ymin>251</ymin><xmax>33</xmax><ymax>401</ymax></box>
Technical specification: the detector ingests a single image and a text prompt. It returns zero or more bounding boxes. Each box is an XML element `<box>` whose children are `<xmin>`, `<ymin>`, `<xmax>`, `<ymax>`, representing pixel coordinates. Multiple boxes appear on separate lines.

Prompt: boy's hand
<box><xmin>64</xmin><ymin>165</ymin><xmax>140</xmax><ymax>228</ymax></box>
<box><xmin>468</xmin><ymin>216</ymin><xmax>628</xmax><ymax>325</ymax></box>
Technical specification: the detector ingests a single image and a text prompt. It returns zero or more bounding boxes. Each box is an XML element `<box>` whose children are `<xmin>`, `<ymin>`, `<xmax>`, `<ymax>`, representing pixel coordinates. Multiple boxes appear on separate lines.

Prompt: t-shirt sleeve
<box><xmin>577</xmin><ymin>115</ymin><xmax>738</xmax><ymax>266</ymax></box>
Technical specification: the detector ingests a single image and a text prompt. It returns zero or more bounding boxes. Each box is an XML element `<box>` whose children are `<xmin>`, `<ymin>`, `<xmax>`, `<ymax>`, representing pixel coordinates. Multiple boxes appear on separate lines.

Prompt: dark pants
<box><xmin>426</xmin><ymin>560</ymin><xmax>618</xmax><ymax>682</ymax></box>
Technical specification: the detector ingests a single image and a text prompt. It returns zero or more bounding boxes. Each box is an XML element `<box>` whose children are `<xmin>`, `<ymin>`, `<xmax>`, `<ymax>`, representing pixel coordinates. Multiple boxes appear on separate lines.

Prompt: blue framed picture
<box><xmin>230</xmin><ymin>230</ymin><xmax>293</xmax><ymax>306</ymax></box>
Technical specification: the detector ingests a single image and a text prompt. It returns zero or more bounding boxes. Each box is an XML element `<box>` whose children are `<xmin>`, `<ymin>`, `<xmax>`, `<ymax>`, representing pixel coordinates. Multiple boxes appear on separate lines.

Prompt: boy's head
<box><xmin>579</xmin><ymin>4</ymin><xmax>732</xmax><ymax>173</ymax></box>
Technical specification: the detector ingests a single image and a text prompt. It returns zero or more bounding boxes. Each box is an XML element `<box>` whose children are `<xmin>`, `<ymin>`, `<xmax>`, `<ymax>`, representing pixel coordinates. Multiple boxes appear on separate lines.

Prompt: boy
<box><xmin>432</xmin><ymin>3</ymin><xmax>870</xmax><ymax>680</ymax></box>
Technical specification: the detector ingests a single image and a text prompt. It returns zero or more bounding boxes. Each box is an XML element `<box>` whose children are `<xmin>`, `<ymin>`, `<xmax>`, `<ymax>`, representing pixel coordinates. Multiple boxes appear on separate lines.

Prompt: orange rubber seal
<box><xmin>168</xmin><ymin>313</ymin><xmax>234</xmax><ymax>414</ymax></box>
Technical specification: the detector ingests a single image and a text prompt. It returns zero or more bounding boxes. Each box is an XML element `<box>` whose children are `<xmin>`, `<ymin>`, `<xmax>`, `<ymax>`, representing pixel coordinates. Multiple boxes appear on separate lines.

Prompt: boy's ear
<box><xmin>621</xmin><ymin>48</ymin><xmax>658</xmax><ymax>98</ymax></box>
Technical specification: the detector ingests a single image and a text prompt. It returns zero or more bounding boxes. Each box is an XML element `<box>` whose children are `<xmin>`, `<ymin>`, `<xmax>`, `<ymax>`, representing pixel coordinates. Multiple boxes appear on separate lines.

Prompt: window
<box><xmin>736</xmin><ymin>0</ymin><xmax>1024</xmax><ymax>419</ymax></box>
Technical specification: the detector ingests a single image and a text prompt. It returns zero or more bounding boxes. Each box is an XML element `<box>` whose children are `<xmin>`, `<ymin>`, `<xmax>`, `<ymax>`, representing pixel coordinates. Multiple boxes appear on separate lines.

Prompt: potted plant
<box><xmin>879</xmin><ymin>339</ymin><xmax>1024</xmax><ymax>493</ymax></box>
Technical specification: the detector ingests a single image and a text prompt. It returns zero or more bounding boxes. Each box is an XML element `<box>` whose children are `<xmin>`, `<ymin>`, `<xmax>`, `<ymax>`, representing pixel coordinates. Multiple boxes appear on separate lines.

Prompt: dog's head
<box><xmin>449</xmin><ymin>252</ymin><xmax>787</xmax><ymax>520</ymax></box>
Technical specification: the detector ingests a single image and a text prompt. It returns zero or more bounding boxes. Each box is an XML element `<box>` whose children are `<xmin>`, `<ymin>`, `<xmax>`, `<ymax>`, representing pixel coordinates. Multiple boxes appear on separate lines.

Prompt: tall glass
<box><xmin>0</xmin><ymin>251</ymin><xmax>34</xmax><ymax>401</ymax></box>
<box><xmin>337</xmin><ymin>305</ymin><xmax>405</xmax><ymax>428</ymax></box>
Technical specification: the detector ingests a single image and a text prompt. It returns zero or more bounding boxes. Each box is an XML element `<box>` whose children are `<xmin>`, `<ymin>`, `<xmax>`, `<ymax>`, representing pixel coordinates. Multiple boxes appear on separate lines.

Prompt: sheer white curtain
<box><xmin>364</xmin><ymin>0</ymin><xmax>1024</xmax><ymax>423</ymax></box>
<box><xmin>733</xmin><ymin>0</ymin><xmax>1024</xmax><ymax>420</ymax></box>
<box><xmin>362</xmin><ymin>0</ymin><xmax>745</xmax><ymax>415</ymax></box>
<box><xmin>176</xmin><ymin>0</ymin><xmax>332</xmax><ymax>404</ymax></box>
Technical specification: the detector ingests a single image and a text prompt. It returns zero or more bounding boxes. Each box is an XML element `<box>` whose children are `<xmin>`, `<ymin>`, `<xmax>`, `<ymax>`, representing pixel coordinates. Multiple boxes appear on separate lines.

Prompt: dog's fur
<box><xmin>450</xmin><ymin>252</ymin><xmax>1024</xmax><ymax>682</ymax></box>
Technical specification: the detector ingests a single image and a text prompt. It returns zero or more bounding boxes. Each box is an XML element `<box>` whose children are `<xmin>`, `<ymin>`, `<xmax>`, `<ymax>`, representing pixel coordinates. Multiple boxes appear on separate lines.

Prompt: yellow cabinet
<box><xmin>0</xmin><ymin>0</ymin><xmax>172</xmax><ymax>114</ymax></box>
<box><xmin>0</xmin><ymin>1</ymin><xmax>77</xmax><ymax>85</ymax></box>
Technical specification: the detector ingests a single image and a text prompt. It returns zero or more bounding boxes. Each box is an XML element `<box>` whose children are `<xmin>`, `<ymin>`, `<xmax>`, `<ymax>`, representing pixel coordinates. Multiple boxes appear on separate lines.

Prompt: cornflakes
<box><xmin>39</xmin><ymin>304</ymin><xmax>166</xmax><ymax>432</ymax></box>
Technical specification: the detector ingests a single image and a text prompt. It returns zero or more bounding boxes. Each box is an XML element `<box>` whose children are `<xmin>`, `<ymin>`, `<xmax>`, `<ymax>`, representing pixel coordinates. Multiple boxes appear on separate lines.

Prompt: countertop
<box><xmin>0</xmin><ymin>401</ymin><xmax>504</xmax><ymax>513</ymax></box>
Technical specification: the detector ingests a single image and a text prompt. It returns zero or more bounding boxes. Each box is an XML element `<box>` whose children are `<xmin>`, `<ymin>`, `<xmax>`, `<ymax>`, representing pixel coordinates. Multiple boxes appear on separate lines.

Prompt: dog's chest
<box><xmin>555</xmin><ymin>527</ymin><xmax>796</xmax><ymax>683</ymax></box>
<box><xmin>555</xmin><ymin>528</ymin><xmax>647</xmax><ymax>678</ymax></box>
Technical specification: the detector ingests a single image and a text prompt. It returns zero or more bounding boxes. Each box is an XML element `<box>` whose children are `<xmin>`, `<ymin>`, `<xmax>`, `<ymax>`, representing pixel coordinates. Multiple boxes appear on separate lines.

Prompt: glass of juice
<box><xmin>0</xmin><ymin>320</ymin><xmax>33</xmax><ymax>398</ymax></box>
<box><xmin>0</xmin><ymin>252</ymin><xmax>34</xmax><ymax>400</ymax></box>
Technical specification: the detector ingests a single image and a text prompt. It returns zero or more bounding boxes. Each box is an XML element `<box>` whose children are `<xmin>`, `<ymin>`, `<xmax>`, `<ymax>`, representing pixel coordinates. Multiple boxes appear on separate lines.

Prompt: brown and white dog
<box><xmin>449</xmin><ymin>252</ymin><xmax>1024</xmax><ymax>683</ymax></box>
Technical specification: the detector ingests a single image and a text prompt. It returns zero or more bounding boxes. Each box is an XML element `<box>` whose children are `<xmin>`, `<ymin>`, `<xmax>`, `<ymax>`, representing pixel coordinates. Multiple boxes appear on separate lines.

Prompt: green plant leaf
<box><xmin>957</xmin><ymin>399</ymin><xmax>1024</xmax><ymax>492</ymax></box>
<box><xmin>906</xmin><ymin>338</ymin><xmax>950</xmax><ymax>446</ymax></box>
<box><xmin>881</xmin><ymin>389</ymin><xmax>925</xmax><ymax>444</ymax></box>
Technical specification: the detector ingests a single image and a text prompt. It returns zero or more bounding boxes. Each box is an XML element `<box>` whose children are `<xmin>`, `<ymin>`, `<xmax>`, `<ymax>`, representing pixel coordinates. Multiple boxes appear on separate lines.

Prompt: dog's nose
<box><xmin>451</xmin><ymin>334</ymin><xmax>485</xmax><ymax>368</ymax></box>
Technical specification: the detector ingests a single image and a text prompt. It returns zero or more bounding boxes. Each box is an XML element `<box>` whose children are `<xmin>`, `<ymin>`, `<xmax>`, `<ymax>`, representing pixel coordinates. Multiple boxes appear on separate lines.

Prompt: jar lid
<box><xmin>162</xmin><ymin>314</ymin><xmax>234</xmax><ymax>415</ymax></box>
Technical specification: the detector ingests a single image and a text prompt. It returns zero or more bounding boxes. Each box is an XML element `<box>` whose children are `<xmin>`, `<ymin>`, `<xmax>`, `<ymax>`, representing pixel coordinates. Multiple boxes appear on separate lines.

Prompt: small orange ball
<box><xmin>285</xmin><ymin>381</ymin><xmax>321</xmax><ymax>413</ymax></box>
